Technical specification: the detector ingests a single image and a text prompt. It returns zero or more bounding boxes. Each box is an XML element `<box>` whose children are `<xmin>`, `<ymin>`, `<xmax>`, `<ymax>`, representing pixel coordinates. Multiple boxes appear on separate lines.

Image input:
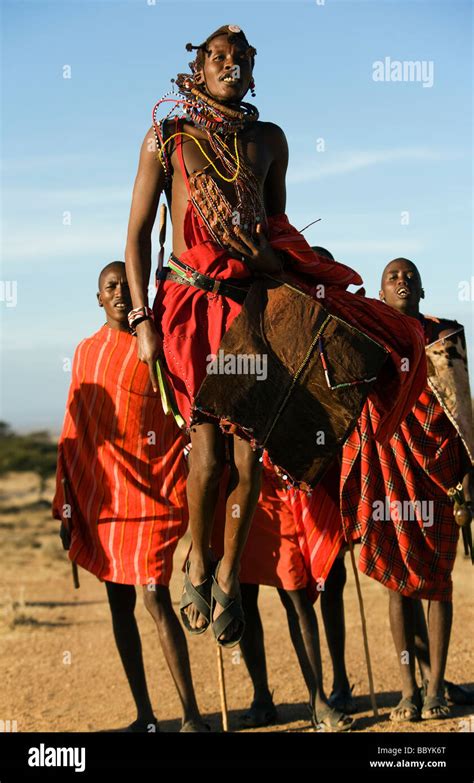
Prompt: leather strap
<box><xmin>161</xmin><ymin>258</ymin><xmax>251</xmax><ymax>305</ymax></box>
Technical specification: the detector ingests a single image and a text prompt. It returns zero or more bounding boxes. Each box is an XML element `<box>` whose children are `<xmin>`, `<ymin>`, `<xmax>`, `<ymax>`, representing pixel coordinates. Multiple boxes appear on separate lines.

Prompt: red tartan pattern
<box><xmin>341</xmin><ymin>387</ymin><xmax>462</xmax><ymax>601</ymax></box>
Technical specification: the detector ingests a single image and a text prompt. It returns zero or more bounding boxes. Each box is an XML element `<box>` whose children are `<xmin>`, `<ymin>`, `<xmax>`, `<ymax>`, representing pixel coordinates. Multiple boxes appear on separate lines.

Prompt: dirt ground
<box><xmin>1</xmin><ymin>471</ymin><xmax>472</xmax><ymax>735</ymax></box>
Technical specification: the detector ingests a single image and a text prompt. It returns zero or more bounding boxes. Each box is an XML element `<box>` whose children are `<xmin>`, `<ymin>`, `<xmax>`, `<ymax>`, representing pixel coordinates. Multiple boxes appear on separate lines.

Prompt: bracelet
<box><xmin>128</xmin><ymin>305</ymin><xmax>153</xmax><ymax>328</ymax></box>
<box><xmin>129</xmin><ymin>315</ymin><xmax>151</xmax><ymax>336</ymax></box>
<box><xmin>128</xmin><ymin>305</ymin><xmax>153</xmax><ymax>336</ymax></box>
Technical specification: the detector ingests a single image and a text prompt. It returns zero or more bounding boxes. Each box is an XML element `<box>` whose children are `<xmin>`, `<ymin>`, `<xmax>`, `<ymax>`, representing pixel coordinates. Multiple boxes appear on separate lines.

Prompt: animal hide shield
<box><xmin>194</xmin><ymin>279</ymin><xmax>389</xmax><ymax>489</ymax></box>
<box><xmin>426</xmin><ymin>326</ymin><xmax>474</xmax><ymax>465</ymax></box>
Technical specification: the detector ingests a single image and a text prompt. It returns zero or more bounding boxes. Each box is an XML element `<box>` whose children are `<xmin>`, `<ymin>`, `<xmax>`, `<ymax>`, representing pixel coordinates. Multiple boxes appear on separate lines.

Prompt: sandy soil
<box><xmin>1</xmin><ymin>471</ymin><xmax>472</xmax><ymax>735</ymax></box>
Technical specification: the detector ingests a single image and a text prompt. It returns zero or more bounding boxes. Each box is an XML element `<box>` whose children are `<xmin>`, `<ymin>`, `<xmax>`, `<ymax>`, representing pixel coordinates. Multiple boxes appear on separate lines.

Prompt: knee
<box><xmin>233</xmin><ymin>449</ymin><xmax>263</xmax><ymax>486</ymax></box>
<box><xmin>106</xmin><ymin>582</ymin><xmax>136</xmax><ymax>616</ymax></box>
<box><xmin>240</xmin><ymin>583</ymin><xmax>260</xmax><ymax>614</ymax></box>
<box><xmin>388</xmin><ymin>589</ymin><xmax>408</xmax><ymax>608</ymax></box>
<box><xmin>278</xmin><ymin>588</ymin><xmax>308</xmax><ymax>621</ymax></box>
<box><xmin>142</xmin><ymin>584</ymin><xmax>171</xmax><ymax>620</ymax></box>
<box><xmin>189</xmin><ymin>449</ymin><xmax>226</xmax><ymax>485</ymax></box>
<box><xmin>324</xmin><ymin>557</ymin><xmax>347</xmax><ymax>596</ymax></box>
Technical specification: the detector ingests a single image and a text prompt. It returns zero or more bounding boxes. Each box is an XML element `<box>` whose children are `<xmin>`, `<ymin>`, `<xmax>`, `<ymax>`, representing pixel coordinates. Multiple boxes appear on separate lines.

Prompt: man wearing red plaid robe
<box><xmin>341</xmin><ymin>258</ymin><xmax>473</xmax><ymax>722</ymax></box>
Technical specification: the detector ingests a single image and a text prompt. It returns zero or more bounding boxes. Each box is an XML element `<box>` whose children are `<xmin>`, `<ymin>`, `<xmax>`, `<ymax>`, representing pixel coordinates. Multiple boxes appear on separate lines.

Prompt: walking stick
<box><xmin>346</xmin><ymin>536</ymin><xmax>378</xmax><ymax>718</ymax></box>
<box><xmin>61</xmin><ymin>476</ymin><xmax>80</xmax><ymax>589</ymax></box>
<box><xmin>216</xmin><ymin>644</ymin><xmax>229</xmax><ymax>732</ymax></box>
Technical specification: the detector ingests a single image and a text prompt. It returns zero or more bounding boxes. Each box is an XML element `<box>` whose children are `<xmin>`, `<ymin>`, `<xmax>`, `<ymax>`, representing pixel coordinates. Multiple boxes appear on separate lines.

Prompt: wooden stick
<box><xmin>62</xmin><ymin>476</ymin><xmax>80</xmax><ymax>590</ymax></box>
<box><xmin>72</xmin><ymin>562</ymin><xmax>80</xmax><ymax>590</ymax></box>
<box><xmin>346</xmin><ymin>536</ymin><xmax>378</xmax><ymax>718</ymax></box>
<box><xmin>216</xmin><ymin>644</ymin><xmax>229</xmax><ymax>732</ymax></box>
<box><xmin>298</xmin><ymin>217</ymin><xmax>322</xmax><ymax>233</ymax></box>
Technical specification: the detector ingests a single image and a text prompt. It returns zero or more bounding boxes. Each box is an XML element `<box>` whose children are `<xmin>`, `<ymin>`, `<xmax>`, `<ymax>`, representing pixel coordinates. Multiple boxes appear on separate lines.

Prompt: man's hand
<box><xmin>135</xmin><ymin>318</ymin><xmax>163</xmax><ymax>393</ymax></box>
<box><xmin>225</xmin><ymin>223</ymin><xmax>283</xmax><ymax>275</ymax></box>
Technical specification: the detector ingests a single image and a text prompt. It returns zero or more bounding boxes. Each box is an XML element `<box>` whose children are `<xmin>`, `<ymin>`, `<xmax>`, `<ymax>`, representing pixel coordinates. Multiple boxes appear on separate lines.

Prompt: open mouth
<box><xmin>114</xmin><ymin>301</ymin><xmax>128</xmax><ymax>310</ymax></box>
<box><xmin>220</xmin><ymin>75</ymin><xmax>241</xmax><ymax>85</ymax></box>
<box><xmin>396</xmin><ymin>286</ymin><xmax>411</xmax><ymax>298</ymax></box>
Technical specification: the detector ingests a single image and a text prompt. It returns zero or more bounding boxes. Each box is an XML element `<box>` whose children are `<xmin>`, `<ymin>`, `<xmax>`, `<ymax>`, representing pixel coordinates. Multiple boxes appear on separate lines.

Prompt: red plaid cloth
<box><xmin>341</xmin><ymin>384</ymin><xmax>462</xmax><ymax>601</ymax></box>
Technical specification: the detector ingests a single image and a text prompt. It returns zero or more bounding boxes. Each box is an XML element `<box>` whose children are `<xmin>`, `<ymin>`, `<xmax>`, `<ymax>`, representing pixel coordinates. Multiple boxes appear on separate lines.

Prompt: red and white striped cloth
<box><xmin>52</xmin><ymin>325</ymin><xmax>188</xmax><ymax>586</ymax></box>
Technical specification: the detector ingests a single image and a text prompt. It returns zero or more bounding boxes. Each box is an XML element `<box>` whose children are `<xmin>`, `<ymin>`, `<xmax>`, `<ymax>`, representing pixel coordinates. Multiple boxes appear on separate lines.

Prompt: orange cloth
<box><xmin>211</xmin><ymin>467</ymin><xmax>308</xmax><ymax>591</ymax></box>
<box><xmin>52</xmin><ymin>325</ymin><xmax>188</xmax><ymax>586</ymax></box>
<box><xmin>241</xmin><ymin>470</ymin><xmax>309</xmax><ymax>591</ymax></box>
<box><xmin>287</xmin><ymin>461</ymin><xmax>345</xmax><ymax>601</ymax></box>
<box><xmin>211</xmin><ymin>460</ymin><xmax>344</xmax><ymax>599</ymax></box>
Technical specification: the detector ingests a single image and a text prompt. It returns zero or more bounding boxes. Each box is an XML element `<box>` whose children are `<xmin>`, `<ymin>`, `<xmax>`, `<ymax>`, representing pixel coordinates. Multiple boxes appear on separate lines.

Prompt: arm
<box><xmin>125</xmin><ymin>126</ymin><xmax>166</xmax><ymax>391</ymax></box>
<box><xmin>263</xmin><ymin>122</ymin><xmax>288</xmax><ymax>217</ymax></box>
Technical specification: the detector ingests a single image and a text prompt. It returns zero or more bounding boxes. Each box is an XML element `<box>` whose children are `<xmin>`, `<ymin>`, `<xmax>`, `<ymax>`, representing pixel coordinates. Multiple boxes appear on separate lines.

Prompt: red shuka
<box><xmin>340</xmin><ymin>318</ymin><xmax>467</xmax><ymax>602</ymax></box>
<box><xmin>211</xmin><ymin>458</ymin><xmax>344</xmax><ymax>601</ymax></box>
<box><xmin>52</xmin><ymin>326</ymin><xmax>188</xmax><ymax>586</ymax></box>
<box><xmin>153</xmin><ymin>135</ymin><xmax>425</xmax><ymax>441</ymax></box>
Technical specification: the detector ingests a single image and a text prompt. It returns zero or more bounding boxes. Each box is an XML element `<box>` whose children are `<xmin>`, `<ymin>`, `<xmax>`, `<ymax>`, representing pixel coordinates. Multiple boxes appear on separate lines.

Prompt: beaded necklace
<box><xmin>152</xmin><ymin>75</ymin><xmax>265</xmax><ymax>248</ymax></box>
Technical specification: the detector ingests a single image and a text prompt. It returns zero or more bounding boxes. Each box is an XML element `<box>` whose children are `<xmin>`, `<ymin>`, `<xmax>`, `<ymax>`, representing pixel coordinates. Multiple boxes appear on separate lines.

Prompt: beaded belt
<box><xmin>159</xmin><ymin>253</ymin><xmax>252</xmax><ymax>305</ymax></box>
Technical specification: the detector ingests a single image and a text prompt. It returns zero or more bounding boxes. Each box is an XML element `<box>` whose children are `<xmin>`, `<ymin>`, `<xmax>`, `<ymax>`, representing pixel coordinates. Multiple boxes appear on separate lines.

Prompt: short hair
<box><xmin>98</xmin><ymin>261</ymin><xmax>125</xmax><ymax>290</ymax></box>
<box><xmin>381</xmin><ymin>258</ymin><xmax>421</xmax><ymax>288</ymax></box>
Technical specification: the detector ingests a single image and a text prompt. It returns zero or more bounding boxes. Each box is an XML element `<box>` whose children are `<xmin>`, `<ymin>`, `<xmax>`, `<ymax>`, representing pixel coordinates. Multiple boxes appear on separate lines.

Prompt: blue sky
<box><xmin>1</xmin><ymin>0</ymin><xmax>472</xmax><ymax>432</ymax></box>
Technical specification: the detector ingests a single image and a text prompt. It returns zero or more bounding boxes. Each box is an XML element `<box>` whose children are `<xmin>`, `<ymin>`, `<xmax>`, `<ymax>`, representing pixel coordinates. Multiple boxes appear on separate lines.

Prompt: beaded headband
<box><xmin>185</xmin><ymin>24</ymin><xmax>257</xmax><ymax>74</ymax></box>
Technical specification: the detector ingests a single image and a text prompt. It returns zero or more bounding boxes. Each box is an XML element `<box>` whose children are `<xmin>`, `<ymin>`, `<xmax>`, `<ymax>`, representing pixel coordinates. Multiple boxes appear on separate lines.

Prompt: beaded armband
<box><xmin>128</xmin><ymin>305</ymin><xmax>153</xmax><ymax>335</ymax></box>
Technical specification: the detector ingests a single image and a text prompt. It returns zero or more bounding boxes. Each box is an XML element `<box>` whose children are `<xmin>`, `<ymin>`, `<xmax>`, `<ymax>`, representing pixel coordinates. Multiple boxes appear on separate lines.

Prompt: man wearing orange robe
<box><xmin>52</xmin><ymin>261</ymin><xmax>208</xmax><ymax>732</ymax></box>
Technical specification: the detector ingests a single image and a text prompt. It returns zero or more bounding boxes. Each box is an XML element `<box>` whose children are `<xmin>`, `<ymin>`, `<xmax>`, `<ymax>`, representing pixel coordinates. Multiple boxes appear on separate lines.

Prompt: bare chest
<box><xmin>169</xmin><ymin>123</ymin><xmax>271</xmax><ymax>206</ymax></box>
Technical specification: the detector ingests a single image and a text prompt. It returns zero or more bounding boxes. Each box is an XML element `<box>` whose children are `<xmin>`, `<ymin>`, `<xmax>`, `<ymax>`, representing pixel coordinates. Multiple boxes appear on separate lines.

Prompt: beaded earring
<box><xmin>249</xmin><ymin>78</ymin><xmax>256</xmax><ymax>97</ymax></box>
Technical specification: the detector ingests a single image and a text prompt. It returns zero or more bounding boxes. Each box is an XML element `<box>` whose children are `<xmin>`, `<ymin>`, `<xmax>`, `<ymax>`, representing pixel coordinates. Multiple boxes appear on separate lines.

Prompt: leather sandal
<box><xmin>179</xmin><ymin>560</ymin><xmax>213</xmax><ymax>635</ymax></box>
<box><xmin>210</xmin><ymin>562</ymin><xmax>245</xmax><ymax>648</ymax></box>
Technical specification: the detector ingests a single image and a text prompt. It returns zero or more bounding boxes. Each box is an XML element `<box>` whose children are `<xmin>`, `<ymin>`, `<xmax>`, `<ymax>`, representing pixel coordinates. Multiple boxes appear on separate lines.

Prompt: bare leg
<box><xmin>183</xmin><ymin>421</ymin><xmax>226</xmax><ymax>631</ymax></box>
<box><xmin>413</xmin><ymin>598</ymin><xmax>431</xmax><ymax>683</ymax></box>
<box><xmin>320</xmin><ymin>556</ymin><xmax>351</xmax><ymax>699</ymax></box>
<box><xmin>415</xmin><ymin>598</ymin><xmax>472</xmax><ymax>708</ymax></box>
<box><xmin>277</xmin><ymin>588</ymin><xmax>326</xmax><ymax>712</ymax></box>
<box><xmin>423</xmin><ymin>600</ymin><xmax>453</xmax><ymax>715</ymax></box>
<box><xmin>213</xmin><ymin>436</ymin><xmax>263</xmax><ymax>642</ymax></box>
<box><xmin>388</xmin><ymin>591</ymin><xmax>420</xmax><ymax>720</ymax></box>
<box><xmin>277</xmin><ymin>588</ymin><xmax>353</xmax><ymax>730</ymax></box>
<box><xmin>239</xmin><ymin>583</ymin><xmax>274</xmax><ymax>705</ymax></box>
<box><xmin>105</xmin><ymin>582</ymin><xmax>156</xmax><ymax>726</ymax></box>
<box><xmin>142</xmin><ymin>585</ymin><xmax>207</xmax><ymax>729</ymax></box>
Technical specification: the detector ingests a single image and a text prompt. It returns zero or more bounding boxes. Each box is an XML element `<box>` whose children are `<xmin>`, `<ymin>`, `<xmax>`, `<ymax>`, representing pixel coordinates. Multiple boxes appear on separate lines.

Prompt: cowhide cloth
<box><xmin>425</xmin><ymin>318</ymin><xmax>474</xmax><ymax>465</ymax></box>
